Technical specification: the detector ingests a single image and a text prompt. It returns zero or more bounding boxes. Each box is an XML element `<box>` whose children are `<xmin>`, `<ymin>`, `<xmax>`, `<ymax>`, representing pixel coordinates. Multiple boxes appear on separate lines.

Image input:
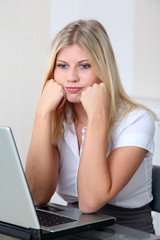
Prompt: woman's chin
<box><xmin>66</xmin><ymin>95</ymin><xmax>81</xmax><ymax>104</ymax></box>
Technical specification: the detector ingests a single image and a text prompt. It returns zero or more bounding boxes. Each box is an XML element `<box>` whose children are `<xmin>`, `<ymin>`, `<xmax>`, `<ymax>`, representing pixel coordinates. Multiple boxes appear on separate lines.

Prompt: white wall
<box><xmin>133</xmin><ymin>0</ymin><xmax>160</xmax><ymax>100</ymax></box>
<box><xmin>0</xmin><ymin>0</ymin><xmax>50</xmax><ymax>165</ymax></box>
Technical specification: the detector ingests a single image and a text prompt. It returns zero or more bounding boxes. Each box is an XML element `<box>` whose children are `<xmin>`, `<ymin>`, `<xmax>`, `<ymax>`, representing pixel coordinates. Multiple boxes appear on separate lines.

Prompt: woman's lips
<box><xmin>65</xmin><ymin>87</ymin><xmax>83</xmax><ymax>93</ymax></box>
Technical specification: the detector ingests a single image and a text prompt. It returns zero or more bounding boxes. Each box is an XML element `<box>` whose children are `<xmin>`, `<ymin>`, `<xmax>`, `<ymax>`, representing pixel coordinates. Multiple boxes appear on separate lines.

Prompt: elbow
<box><xmin>78</xmin><ymin>189</ymin><xmax>114</xmax><ymax>213</ymax></box>
<box><xmin>78</xmin><ymin>197</ymin><xmax>108</xmax><ymax>214</ymax></box>
<box><xmin>79</xmin><ymin>203</ymin><xmax>96</xmax><ymax>214</ymax></box>
<box><xmin>26</xmin><ymin>179</ymin><xmax>56</xmax><ymax>207</ymax></box>
<box><xmin>77</xmin><ymin>183</ymin><xmax>114</xmax><ymax>213</ymax></box>
<box><xmin>30</xmin><ymin>187</ymin><xmax>55</xmax><ymax>207</ymax></box>
<box><xmin>34</xmin><ymin>196</ymin><xmax>50</xmax><ymax>207</ymax></box>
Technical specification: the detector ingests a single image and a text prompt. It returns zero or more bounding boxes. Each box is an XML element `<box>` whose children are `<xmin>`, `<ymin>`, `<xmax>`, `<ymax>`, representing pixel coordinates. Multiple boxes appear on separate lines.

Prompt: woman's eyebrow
<box><xmin>56</xmin><ymin>60</ymin><xmax>67</xmax><ymax>63</ymax></box>
<box><xmin>77</xmin><ymin>60</ymin><xmax>89</xmax><ymax>63</ymax></box>
<box><xmin>56</xmin><ymin>59</ymin><xmax>89</xmax><ymax>63</ymax></box>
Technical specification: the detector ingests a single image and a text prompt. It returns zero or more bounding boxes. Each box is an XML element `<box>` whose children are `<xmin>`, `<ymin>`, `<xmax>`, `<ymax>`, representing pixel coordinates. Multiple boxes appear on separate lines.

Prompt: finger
<box><xmin>45</xmin><ymin>79</ymin><xmax>55</xmax><ymax>87</ymax></box>
<box><xmin>56</xmin><ymin>95</ymin><xmax>67</xmax><ymax>112</ymax></box>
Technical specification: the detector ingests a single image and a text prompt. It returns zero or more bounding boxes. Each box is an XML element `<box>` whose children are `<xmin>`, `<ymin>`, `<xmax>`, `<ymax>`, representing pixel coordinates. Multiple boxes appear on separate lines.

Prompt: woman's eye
<box><xmin>58</xmin><ymin>64</ymin><xmax>67</xmax><ymax>69</ymax></box>
<box><xmin>80</xmin><ymin>64</ymin><xmax>90</xmax><ymax>69</ymax></box>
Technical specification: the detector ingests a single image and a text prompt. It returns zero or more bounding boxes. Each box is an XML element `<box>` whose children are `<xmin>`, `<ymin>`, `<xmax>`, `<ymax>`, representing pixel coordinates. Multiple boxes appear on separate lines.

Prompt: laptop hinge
<box><xmin>29</xmin><ymin>228</ymin><xmax>42</xmax><ymax>240</ymax></box>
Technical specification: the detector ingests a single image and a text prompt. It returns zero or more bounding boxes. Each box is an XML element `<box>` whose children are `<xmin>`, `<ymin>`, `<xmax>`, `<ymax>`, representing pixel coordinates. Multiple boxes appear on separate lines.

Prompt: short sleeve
<box><xmin>112</xmin><ymin>109</ymin><xmax>155</xmax><ymax>154</ymax></box>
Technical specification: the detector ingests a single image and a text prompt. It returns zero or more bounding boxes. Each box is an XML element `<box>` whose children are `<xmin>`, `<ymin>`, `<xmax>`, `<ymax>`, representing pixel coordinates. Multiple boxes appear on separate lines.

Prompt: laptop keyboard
<box><xmin>36</xmin><ymin>210</ymin><xmax>76</xmax><ymax>227</ymax></box>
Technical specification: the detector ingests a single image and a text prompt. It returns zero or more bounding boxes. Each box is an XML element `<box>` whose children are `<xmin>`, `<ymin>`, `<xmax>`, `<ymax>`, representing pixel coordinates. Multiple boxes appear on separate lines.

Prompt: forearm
<box><xmin>77</xmin><ymin>115</ymin><xmax>111</xmax><ymax>213</ymax></box>
<box><xmin>25</xmin><ymin>108</ymin><xmax>59</xmax><ymax>205</ymax></box>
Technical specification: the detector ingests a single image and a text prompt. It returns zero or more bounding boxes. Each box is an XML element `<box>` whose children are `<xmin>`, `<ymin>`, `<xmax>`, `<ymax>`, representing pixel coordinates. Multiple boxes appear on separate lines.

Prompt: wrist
<box><xmin>36</xmin><ymin>104</ymin><xmax>53</xmax><ymax>119</ymax></box>
<box><xmin>87</xmin><ymin>111</ymin><xmax>108</xmax><ymax>126</ymax></box>
<box><xmin>87</xmin><ymin>113</ymin><xmax>108</xmax><ymax>134</ymax></box>
<box><xmin>36</xmin><ymin>97</ymin><xmax>58</xmax><ymax>117</ymax></box>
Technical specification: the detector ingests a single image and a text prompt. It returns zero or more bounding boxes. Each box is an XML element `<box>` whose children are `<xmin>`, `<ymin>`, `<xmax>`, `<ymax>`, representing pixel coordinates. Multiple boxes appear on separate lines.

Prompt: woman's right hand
<box><xmin>37</xmin><ymin>79</ymin><xmax>66</xmax><ymax>115</ymax></box>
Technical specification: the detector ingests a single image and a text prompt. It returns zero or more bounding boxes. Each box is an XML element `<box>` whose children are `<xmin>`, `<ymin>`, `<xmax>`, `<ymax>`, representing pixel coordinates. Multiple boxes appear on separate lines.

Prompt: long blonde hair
<box><xmin>42</xmin><ymin>19</ymin><xmax>156</xmax><ymax>145</ymax></box>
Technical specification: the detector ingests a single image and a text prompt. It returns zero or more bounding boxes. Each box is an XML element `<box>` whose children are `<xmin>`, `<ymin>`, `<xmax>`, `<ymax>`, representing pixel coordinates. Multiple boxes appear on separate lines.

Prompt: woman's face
<box><xmin>54</xmin><ymin>44</ymin><xmax>101</xmax><ymax>103</ymax></box>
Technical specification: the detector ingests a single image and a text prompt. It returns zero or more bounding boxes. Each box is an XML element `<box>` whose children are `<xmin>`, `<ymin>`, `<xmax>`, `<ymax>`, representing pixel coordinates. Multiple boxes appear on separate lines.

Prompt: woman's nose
<box><xmin>67</xmin><ymin>68</ymin><xmax>79</xmax><ymax>82</ymax></box>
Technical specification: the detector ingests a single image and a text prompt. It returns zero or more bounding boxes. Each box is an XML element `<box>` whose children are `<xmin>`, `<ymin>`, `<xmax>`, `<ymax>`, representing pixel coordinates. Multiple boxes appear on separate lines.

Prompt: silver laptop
<box><xmin>0</xmin><ymin>126</ymin><xmax>115</xmax><ymax>239</ymax></box>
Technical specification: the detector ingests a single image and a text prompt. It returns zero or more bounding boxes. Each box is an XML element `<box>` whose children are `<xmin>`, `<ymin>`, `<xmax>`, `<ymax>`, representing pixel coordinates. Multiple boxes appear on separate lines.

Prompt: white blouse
<box><xmin>56</xmin><ymin>109</ymin><xmax>155</xmax><ymax>208</ymax></box>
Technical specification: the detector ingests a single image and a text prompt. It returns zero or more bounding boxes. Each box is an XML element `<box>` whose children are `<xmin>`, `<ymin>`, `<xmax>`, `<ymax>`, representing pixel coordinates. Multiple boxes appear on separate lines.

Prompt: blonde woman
<box><xmin>25</xmin><ymin>19</ymin><xmax>156</xmax><ymax>234</ymax></box>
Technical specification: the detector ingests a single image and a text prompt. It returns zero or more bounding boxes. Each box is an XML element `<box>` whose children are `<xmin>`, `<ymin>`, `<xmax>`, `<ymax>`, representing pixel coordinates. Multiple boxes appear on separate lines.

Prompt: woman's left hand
<box><xmin>80</xmin><ymin>83</ymin><xmax>110</xmax><ymax>120</ymax></box>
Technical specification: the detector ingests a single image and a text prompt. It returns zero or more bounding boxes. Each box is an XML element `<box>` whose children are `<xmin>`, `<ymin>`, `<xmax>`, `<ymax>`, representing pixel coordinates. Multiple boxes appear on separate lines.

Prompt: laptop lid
<box><xmin>0</xmin><ymin>126</ymin><xmax>115</xmax><ymax>239</ymax></box>
<box><xmin>0</xmin><ymin>126</ymin><xmax>40</xmax><ymax>230</ymax></box>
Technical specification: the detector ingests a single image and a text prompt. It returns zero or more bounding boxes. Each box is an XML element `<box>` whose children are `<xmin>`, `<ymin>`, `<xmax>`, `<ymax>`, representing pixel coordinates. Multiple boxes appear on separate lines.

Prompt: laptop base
<box><xmin>0</xmin><ymin>217</ymin><xmax>115</xmax><ymax>240</ymax></box>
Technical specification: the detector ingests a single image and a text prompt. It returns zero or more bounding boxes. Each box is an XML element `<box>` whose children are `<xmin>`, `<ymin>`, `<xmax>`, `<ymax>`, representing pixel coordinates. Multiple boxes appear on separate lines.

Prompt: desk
<box><xmin>0</xmin><ymin>224</ymin><xmax>160</xmax><ymax>240</ymax></box>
